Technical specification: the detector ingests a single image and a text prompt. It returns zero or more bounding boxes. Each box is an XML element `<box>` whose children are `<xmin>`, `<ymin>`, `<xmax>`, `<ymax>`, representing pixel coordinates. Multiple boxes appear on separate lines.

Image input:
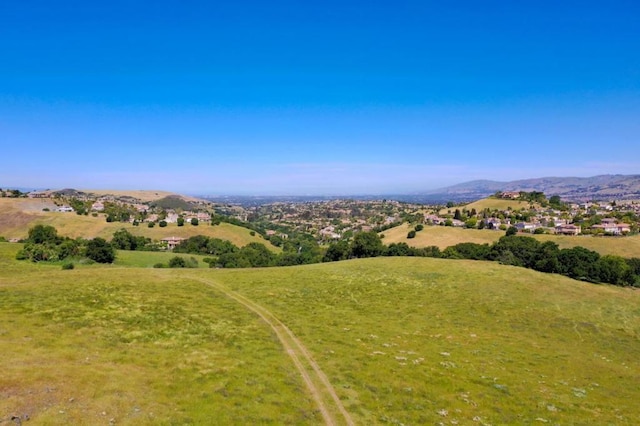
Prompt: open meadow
<box><xmin>0</xmin><ymin>199</ymin><xmax>276</xmax><ymax>251</ymax></box>
<box><xmin>2</xmin><ymin>242</ymin><xmax>640</xmax><ymax>424</ymax></box>
<box><xmin>382</xmin><ymin>222</ymin><xmax>640</xmax><ymax>258</ymax></box>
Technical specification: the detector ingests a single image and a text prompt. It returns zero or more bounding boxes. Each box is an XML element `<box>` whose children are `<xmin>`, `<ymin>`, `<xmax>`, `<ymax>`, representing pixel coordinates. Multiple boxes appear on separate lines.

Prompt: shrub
<box><xmin>147</xmin><ymin>222</ymin><xmax>155</xmax><ymax>228</ymax></box>
<box><xmin>85</xmin><ymin>238</ymin><xmax>116</xmax><ymax>263</ymax></box>
<box><xmin>61</xmin><ymin>262</ymin><xmax>75</xmax><ymax>270</ymax></box>
<box><xmin>415</xmin><ymin>224</ymin><xmax>424</xmax><ymax>232</ymax></box>
<box><xmin>169</xmin><ymin>256</ymin><xmax>187</xmax><ymax>268</ymax></box>
<box><xmin>159</xmin><ymin>220</ymin><xmax>167</xmax><ymax>227</ymax></box>
<box><xmin>153</xmin><ymin>262</ymin><xmax>166</xmax><ymax>268</ymax></box>
<box><xmin>407</xmin><ymin>230</ymin><xmax>416</xmax><ymax>239</ymax></box>
<box><xmin>191</xmin><ymin>218</ymin><xmax>199</xmax><ymax>226</ymax></box>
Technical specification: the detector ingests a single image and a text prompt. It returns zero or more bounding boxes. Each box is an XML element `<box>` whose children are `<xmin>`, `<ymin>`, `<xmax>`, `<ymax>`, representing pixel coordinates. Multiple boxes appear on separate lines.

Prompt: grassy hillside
<box><xmin>383</xmin><ymin>222</ymin><xmax>640</xmax><ymax>258</ymax></box>
<box><xmin>80</xmin><ymin>189</ymin><xmax>198</xmax><ymax>203</ymax></box>
<box><xmin>439</xmin><ymin>197</ymin><xmax>536</xmax><ymax>215</ymax></box>
<box><xmin>1</xmin><ymin>243</ymin><xmax>639</xmax><ymax>424</ymax></box>
<box><xmin>0</xmin><ymin>199</ymin><xmax>276</xmax><ymax>251</ymax></box>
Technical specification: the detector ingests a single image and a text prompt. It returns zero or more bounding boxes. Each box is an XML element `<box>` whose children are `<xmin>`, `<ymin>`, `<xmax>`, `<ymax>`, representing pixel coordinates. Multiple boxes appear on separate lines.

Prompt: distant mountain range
<box><xmin>404</xmin><ymin>174</ymin><xmax>640</xmax><ymax>203</ymax></box>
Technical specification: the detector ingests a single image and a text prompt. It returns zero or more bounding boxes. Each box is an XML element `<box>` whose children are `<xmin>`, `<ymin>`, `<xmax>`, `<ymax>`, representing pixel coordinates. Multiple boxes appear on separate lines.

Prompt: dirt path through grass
<box><xmin>195</xmin><ymin>277</ymin><xmax>354</xmax><ymax>426</ymax></box>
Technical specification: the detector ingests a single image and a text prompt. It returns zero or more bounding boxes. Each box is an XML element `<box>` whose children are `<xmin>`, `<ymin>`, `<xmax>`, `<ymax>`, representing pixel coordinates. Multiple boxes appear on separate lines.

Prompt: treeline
<box><xmin>16</xmin><ymin>225</ymin><xmax>116</xmax><ymax>265</ymax></box>
<box><xmin>172</xmin><ymin>234</ymin><xmax>323</xmax><ymax>268</ymax></box>
<box><xmin>442</xmin><ymin>236</ymin><xmax>640</xmax><ymax>287</ymax></box>
<box><xmin>322</xmin><ymin>232</ymin><xmax>640</xmax><ymax>287</ymax></box>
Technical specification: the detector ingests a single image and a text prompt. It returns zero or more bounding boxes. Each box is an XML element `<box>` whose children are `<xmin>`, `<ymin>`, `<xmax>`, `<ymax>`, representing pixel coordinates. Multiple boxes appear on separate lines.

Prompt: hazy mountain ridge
<box><xmin>420</xmin><ymin>174</ymin><xmax>640</xmax><ymax>203</ymax></box>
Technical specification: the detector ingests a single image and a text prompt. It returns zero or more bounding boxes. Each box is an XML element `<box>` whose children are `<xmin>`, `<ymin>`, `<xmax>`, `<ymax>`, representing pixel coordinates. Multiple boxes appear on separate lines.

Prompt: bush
<box><xmin>415</xmin><ymin>224</ymin><xmax>424</xmax><ymax>232</ymax></box>
<box><xmin>153</xmin><ymin>262</ymin><xmax>166</xmax><ymax>268</ymax></box>
<box><xmin>407</xmin><ymin>230</ymin><xmax>416</xmax><ymax>239</ymax></box>
<box><xmin>159</xmin><ymin>220</ymin><xmax>167</xmax><ymax>227</ymax></box>
<box><xmin>191</xmin><ymin>218</ymin><xmax>199</xmax><ymax>226</ymax></box>
<box><xmin>61</xmin><ymin>262</ymin><xmax>75</xmax><ymax>270</ymax></box>
<box><xmin>169</xmin><ymin>256</ymin><xmax>187</xmax><ymax>268</ymax></box>
<box><xmin>86</xmin><ymin>238</ymin><xmax>116</xmax><ymax>263</ymax></box>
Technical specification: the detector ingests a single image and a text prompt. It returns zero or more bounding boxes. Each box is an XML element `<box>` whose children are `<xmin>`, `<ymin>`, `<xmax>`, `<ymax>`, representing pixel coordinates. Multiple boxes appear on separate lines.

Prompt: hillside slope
<box><xmin>1</xmin><ymin>248</ymin><xmax>639</xmax><ymax>424</ymax></box>
<box><xmin>0</xmin><ymin>198</ymin><xmax>274</xmax><ymax>250</ymax></box>
<box><xmin>382</xmin><ymin>222</ymin><xmax>640</xmax><ymax>258</ymax></box>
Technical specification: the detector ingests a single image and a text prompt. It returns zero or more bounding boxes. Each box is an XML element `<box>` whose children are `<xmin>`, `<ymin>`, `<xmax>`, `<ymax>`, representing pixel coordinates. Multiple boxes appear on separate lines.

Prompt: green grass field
<box><xmin>383</xmin><ymin>222</ymin><xmax>640</xmax><ymax>258</ymax></box>
<box><xmin>2</xmin><ymin>242</ymin><xmax>639</xmax><ymax>424</ymax></box>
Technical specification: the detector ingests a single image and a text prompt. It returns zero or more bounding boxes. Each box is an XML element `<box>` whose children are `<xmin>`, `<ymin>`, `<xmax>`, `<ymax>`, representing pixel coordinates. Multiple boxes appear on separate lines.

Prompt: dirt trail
<box><xmin>195</xmin><ymin>277</ymin><xmax>354</xmax><ymax>426</ymax></box>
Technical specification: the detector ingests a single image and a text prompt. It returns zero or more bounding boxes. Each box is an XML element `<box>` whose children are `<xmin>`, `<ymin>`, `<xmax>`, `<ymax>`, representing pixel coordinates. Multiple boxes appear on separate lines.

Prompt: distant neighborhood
<box><xmin>423</xmin><ymin>191</ymin><xmax>638</xmax><ymax>236</ymax></box>
<box><xmin>1</xmin><ymin>188</ymin><xmax>639</xmax><ymax>249</ymax></box>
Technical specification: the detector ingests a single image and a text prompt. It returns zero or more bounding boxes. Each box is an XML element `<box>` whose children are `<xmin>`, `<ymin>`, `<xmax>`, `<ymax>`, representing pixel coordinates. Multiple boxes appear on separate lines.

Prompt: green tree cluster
<box><xmin>17</xmin><ymin>225</ymin><xmax>115</xmax><ymax>264</ymax></box>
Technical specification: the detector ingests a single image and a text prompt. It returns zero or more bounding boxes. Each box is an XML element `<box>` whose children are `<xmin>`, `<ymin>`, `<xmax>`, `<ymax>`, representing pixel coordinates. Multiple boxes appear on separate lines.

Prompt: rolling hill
<box><xmin>0</xmin><ymin>198</ymin><xmax>276</xmax><ymax>251</ymax></box>
<box><xmin>1</xmin><ymin>244</ymin><xmax>639</xmax><ymax>424</ymax></box>
<box><xmin>414</xmin><ymin>174</ymin><xmax>640</xmax><ymax>203</ymax></box>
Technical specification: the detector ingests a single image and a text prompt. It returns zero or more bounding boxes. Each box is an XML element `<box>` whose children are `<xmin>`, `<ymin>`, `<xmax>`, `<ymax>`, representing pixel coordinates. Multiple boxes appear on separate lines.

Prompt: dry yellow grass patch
<box><xmin>0</xmin><ymin>199</ymin><xmax>277</xmax><ymax>251</ymax></box>
<box><xmin>439</xmin><ymin>198</ymin><xmax>537</xmax><ymax>215</ymax></box>
<box><xmin>382</xmin><ymin>222</ymin><xmax>640</xmax><ymax>258</ymax></box>
<box><xmin>81</xmin><ymin>189</ymin><xmax>203</xmax><ymax>202</ymax></box>
<box><xmin>381</xmin><ymin>223</ymin><xmax>501</xmax><ymax>248</ymax></box>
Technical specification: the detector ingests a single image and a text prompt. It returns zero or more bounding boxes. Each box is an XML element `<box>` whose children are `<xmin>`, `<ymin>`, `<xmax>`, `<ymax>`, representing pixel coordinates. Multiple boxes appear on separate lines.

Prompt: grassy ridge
<box><xmin>2</xmin><ymin>244</ymin><xmax>639</xmax><ymax>424</ymax></box>
<box><xmin>382</xmin><ymin>222</ymin><xmax>640</xmax><ymax>258</ymax></box>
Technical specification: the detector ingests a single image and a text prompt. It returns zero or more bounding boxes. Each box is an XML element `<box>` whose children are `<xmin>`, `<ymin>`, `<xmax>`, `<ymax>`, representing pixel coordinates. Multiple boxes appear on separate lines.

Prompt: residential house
<box><xmin>91</xmin><ymin>201</ymin><xmax>105</xmax><ymax>211</ymax></box>
<box><xmin>161</xmin><ymin>237</ymin><xmax>186</xmax><ymax>250</ymax></box>
<box><xmin>555</xmin><ymin>224</ymin><xmax>581</xmax><ymax>236</ymax></box>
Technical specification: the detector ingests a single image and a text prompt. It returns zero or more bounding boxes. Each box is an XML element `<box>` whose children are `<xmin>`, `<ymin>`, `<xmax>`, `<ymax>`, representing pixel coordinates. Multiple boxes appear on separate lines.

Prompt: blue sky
<box><xmin>1</xmin><ymin>1</ymin><xmax>639</xmax><ymax>195</ymax></box>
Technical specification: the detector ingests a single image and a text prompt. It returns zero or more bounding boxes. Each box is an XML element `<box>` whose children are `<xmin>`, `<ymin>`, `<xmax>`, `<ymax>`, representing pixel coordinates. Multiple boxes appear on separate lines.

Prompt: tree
<box><xmin>27</xmin><ymin>225</ymin><xmax>59</xmax><ymax>244</ymax></box>
<box><xmin>351</xmin><ymin>231</ymin><xmax>384</xmax><ymax>258</ymax></box>
<box><xmin>465</xmin><ymin>218</ymin><xmax>478</xmax><ymax>228</ymax></box>
<box><xmin>444</xmin><ymin>242</ymin><xmax>491</xmax><ymax>260</ymax></box>
<box><xmin>112</xmin><ymin>228</ymin><xmax>136</xmax><ymax>250</ymax></box>
<box><xmin>415</xmin><ymin>224</ymin><xmax>424</xmax><ymax>232</ymax></box>
<box><xmin>385</xmin><ymin>242</ymin><xmax>413</xmax><ymax>257</ymax></box>
<box><xmin>597</xmin><ymin>255</ymin><xmax>634</xmax><ymax>286</ymax></box>
<box><xmin>323</xmin><ymin>241</ymin><xmax>351</xmax><ymax>262</ymax></box>
<box><xmin>191</xmin><ymin>218</ymin><xmax>199</xmax><ymax>226</ymax></box>
<box><xmin>86</xmin><ymin>238</ymin><xmax>116</xmax><ymax>263</ymax></box>
<box><xmin>505</xmin><ymin>226</ymin><xmax>518</xmax><ymax>236</ymax></box>
<box><xmin>407</xmin><ymin>230</ymin><xmax>416</xmax><ymax>239</ymax></box>
<box><xmin>159</xmin><ymin>220</ymin><xmax>167</xmax><ymax>227</ymax></box>
<box><xmin>558</xmin><ymin>246</ymin><xmax>601</xmax><ymax>281</ymax></box>
<box><xmin>177</xmin><ymin>217</ymin><xmax>185</xmax><ymax>226</ymax></box>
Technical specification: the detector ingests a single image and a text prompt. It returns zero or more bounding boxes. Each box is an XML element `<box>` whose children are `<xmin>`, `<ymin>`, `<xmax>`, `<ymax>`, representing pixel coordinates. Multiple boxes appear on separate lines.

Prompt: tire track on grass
<box><xmin>195</xmin><ymin>277</ymin><xmax>354</xmax><ymax>426</ymax></box>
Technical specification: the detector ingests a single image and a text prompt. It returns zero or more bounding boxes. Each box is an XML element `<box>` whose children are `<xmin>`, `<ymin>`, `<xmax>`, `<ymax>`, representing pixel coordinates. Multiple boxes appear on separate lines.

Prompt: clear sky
<box><xmin>1</xmin><ymin>1</ymin><xmax>639</xmax><ymax>195</ymax></box>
